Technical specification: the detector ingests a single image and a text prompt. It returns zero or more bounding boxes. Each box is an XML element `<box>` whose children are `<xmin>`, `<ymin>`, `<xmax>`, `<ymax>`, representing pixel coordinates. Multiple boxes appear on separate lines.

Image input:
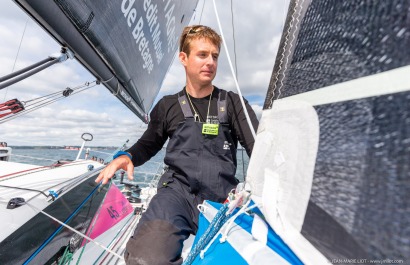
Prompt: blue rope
<box><xmin>23</xmin><ymin>183</ymin><xmax>102</xmax><ymax>265</ymax></box>
<box><xmin>183</xmin><ymin>203</ymin><xmax>230</xmax><ymax>265</ymax></box>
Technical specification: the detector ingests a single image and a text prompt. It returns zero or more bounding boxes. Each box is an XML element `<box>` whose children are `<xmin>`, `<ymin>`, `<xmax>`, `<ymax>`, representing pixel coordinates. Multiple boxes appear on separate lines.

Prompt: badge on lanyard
<box><xmin>202</xmin><ymin>123</ymin><xmax>219</xmax><ymax>135</ymax></box>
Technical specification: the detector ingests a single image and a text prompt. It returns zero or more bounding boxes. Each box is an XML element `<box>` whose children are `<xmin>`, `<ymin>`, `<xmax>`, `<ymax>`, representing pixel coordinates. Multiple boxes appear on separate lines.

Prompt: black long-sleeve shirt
<box><xmin>127</xmin><ymin>87</ymin><xmax>259</xmax><ymax>167</ymax></box>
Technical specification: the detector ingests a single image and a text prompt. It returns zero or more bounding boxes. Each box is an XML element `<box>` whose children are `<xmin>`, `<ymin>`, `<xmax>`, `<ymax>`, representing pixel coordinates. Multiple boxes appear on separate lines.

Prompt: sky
<box><xmin>0</xmin><ymin>0</ymin><xmax>289</xmax><ymax>147</ymax></box>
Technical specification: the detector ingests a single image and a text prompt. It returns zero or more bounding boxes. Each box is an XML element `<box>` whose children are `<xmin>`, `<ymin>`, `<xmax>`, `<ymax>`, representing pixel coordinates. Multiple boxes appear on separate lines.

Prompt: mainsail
<box><xmin>14</xmin><ymin>0</ymin><xmax>198</xmax><ymax>121</ymax></box>
<box><xmin>252</xmin><ymin>0</ymin><xmax>409</xmax><ymax>261</ymax></box>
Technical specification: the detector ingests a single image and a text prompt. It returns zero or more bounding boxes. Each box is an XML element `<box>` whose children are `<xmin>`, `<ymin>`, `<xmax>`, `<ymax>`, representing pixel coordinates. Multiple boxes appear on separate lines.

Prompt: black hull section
<box><xmin>0</xmin><ymin>174</ymin><xmax>108</xmax><ymax>264</ymax></box>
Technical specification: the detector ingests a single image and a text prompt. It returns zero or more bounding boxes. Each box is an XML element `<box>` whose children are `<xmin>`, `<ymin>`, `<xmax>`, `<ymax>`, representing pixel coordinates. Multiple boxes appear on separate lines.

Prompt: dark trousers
<box><xmin>125</xmin><ymin>185</ymin><xmax>201</xmax><ymax>265</ymax></box>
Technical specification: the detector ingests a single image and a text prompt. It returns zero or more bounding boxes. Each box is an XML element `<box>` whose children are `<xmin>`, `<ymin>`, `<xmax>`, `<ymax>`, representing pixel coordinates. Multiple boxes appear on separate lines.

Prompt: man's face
<box><xmin>180</xmin><ymin>38</ymin><xmax>219</xmax><ymax>86</ymax></box>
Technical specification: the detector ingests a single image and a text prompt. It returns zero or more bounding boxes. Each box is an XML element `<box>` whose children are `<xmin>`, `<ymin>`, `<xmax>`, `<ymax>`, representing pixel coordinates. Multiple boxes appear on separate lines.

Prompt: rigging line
<box><xmin>1</xmin><ymin>81</ymin><xmax>95</xmax><ymax>121</ymax></box>
<box><xmin>99</xmin><ymin>76</ymin><xmax>115</xmax><ymax>83</ymax></box>
<box><xmin>229</xmin><ymin>0</ymin><xmax>247</xmax><ymax>182</ymax></box>
<box><xmin>0</xmin><ymin>162</ymin><xmax>97</xmax><ymax>194</ymax></box>
<box><xmin>88</xmin><ymin>149</ymin><xmax>114</xmax><ymax>156</ymax></box>
<box><xmin>229</xmin><ymin>0</ymin><xmax>246</xmax><ymax>180</ymax></box>
<box><xmin>0</xmin><ymin>83</ymin><xmax>97</xmax><ymax>124</ymax></box>
<box><xmin>211</xmin><ymin>0</ymin><xmax>256</xmax><ymax>139</ymax></box>
<box><xmin>0</xmin><ymin>184</ymin><xmax>51</xmax><ymax>199</ymax></box>
<box><xmin>198</xmin><ymin>0</ymin><xmax>206</xmax><ymax>24</ymax></box>
<box><xmin>27</xmin><ymin>84</ymin><xmax>91</xmax><ymax>106</ymax></box>
<box><xmin>21</xmin><ymin>93</ymin><xmax>66</xmax><ymax>110</ymax></box>
<box><xmin>230</xmin><ymin>0</ymin><xmax>238</xmax><ymax>80</ymax></box>
<box><xmin>23</xmin><ymin>183</ymin><xmax>124</xmax><ymax>264</ymax></box>
<box><xmin>26</xmin><ymin>168</ymin><xmax>104</xmax><ymax>205</ymax></box>
<box><xmin>21</xmin><ymin>84</ymin><xmax>93</xmax><ymax>109</ymax></box>
<box><xmin>113</xmin><ymin>80</ymin><xmax>121</xmax><ymax>96</ymax></box>
<box><xmin>22</xmin><ymin>90</ymin><xmax>62</xmax><ymax>104</ymax></box>
<box><xmin>2</xmin><ymin>17</ymin><xmax>29</xmax><ymax>102</ymax></box>
<box><xmin>23</xmin><ymin>80</ymin><xmax>97</xmax><ymax>104</ymax></box>
<box><xmin>78</xmin><ymin>181</ymin><xmax>114</xmax><ymax>264</ymax></box>
<box><xmin>102</xmin><ymin>215</ymin><xmax>141</xmax><ymax>265</ymax></box>
<box><xmin>0</xmin><ymin>162</ymin><xmax>101</xmax><ymax>202</ymax></box>
<box><xmin>95</xmin><ymin>214</ymin><xmax>140</xmax><ymax>265</ymax></box>
<box><xmin>101</xmin><ymin>218</ymin><xmax>139</xmax><ymax>265</ymax></box>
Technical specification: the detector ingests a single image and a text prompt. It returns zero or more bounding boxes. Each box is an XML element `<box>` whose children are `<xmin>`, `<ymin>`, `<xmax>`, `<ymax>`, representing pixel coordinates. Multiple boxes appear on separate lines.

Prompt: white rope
<box><xmin>113</xmin><ymin>81</ymin><xmax>121</xmax><ymax>96</ymax></box>
<box><xmin>200</xmin><ymin>201</ymin><xmax>260</xmax><ymax>259</ymax></box>
<box><xmin>212</xmin><ymin>0</ymin><xmax>256</xmax><ymax>139</ymax></box>
<box><xmin>3</xmin><ymin>18</ymin><xmax>29</xmax><ymax>101</ymax></box>
<box><xmin>100</xmin><ymin>75</ymin><xmax>115</xmax><ymax>83</ymax></box>
<box><xmin>219</xmin><ymin>200</ymin><xmax>255</xmax><ymax>243</ymax></box>
<box><xmin>88</xmin><ymin>149</ymin><xmax>113</xmax><ymax>156</ymax></box>
<box><xmin>104</xmin><ymin>214</ymin><xmax>141</xmax><ymax>263</ymax></box>
<box><xmin>1</xmin><ymin>81</ymin><xmax>98</xmax><ymax>124</ymax></box>
<box><xmin>26</xmin><ymin>201</ymin><xmax>125</xmax><ymax>260</ymax></box>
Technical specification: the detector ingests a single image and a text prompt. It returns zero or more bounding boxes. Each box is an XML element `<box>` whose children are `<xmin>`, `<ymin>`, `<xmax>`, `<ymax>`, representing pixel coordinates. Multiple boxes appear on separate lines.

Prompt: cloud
<box><xmin>3</xmin><ymin>107</ymin><xmax>145</xmax><ymax>146</ymax></box>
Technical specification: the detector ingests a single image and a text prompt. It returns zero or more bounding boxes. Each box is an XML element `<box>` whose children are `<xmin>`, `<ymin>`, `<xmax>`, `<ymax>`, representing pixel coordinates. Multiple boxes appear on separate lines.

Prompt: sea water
<box><xmin>9</xmin><ymin>148</ymin><xmax>250</xmax><ymax>184</ymax></box>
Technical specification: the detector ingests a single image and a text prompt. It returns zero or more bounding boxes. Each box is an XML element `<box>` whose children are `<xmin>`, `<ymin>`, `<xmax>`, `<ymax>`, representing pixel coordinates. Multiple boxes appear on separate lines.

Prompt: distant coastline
<box><xmin>8</xmin><ymin>146</ymin><xmax>118</xmax><ymax>150</ymax></box>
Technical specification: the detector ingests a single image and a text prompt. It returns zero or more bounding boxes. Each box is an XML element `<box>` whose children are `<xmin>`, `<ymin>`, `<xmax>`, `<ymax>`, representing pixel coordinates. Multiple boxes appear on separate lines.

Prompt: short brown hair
<box><xmin>179</xmin><ymin>25</ymin><xmax>222</xmax><ymax>55</ymax></box>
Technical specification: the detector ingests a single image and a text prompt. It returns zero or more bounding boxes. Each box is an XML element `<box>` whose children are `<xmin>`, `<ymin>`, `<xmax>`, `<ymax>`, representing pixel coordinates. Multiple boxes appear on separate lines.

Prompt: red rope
<box><xmin>0</xmin><ymin>98</ymin><xmax>24</xmax><ymax>118</ymax></box>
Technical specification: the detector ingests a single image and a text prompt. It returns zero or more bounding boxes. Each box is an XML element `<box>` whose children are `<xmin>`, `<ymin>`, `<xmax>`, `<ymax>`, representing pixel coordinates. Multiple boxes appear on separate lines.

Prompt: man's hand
<box><xmin>95</xmin><ymin>155</ymin><xmax>134</xmax><ymax>185</ymax></box>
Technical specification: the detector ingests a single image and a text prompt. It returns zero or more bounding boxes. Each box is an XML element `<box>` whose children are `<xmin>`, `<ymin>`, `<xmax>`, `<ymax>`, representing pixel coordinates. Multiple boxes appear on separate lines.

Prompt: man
<box><xmin>95</xmin><ymin>25</ymin><xmax>258</xmax><ymax>265</ymax></box>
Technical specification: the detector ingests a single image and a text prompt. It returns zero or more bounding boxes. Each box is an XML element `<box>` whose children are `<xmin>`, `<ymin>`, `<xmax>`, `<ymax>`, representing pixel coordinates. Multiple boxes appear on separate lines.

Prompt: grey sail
<box><xmin>14</xmin><ymin>0</ymin><xmax>198</xmax><ymax>121</ymax></box>
<box><xmin>266</xmin><ymin>0</ymin><xmax>409</xmax><ymax>261</ymax></box>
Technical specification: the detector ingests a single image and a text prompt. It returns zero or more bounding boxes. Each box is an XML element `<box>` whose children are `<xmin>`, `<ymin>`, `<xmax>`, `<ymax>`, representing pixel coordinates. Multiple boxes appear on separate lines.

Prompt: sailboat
<box><xmin>1</xmin><ymin>0</ymin><xmax>409</xmax><ymax>264</ymax></box>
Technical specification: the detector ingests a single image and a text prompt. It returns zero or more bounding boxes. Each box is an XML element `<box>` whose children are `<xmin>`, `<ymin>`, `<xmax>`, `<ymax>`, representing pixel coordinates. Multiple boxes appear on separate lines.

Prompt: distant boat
<box><xmin>62</xmin><ymin>146</ymin><xmax>80</xmax><ymax>151</ymax></box>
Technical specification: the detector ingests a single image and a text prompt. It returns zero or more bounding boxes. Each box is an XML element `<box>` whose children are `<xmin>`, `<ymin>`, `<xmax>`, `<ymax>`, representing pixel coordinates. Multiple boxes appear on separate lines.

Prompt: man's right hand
<box><xmin>95</xmin><ymin>155</ymin><xmax>134</xmax><ymax>185</ymax></box>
